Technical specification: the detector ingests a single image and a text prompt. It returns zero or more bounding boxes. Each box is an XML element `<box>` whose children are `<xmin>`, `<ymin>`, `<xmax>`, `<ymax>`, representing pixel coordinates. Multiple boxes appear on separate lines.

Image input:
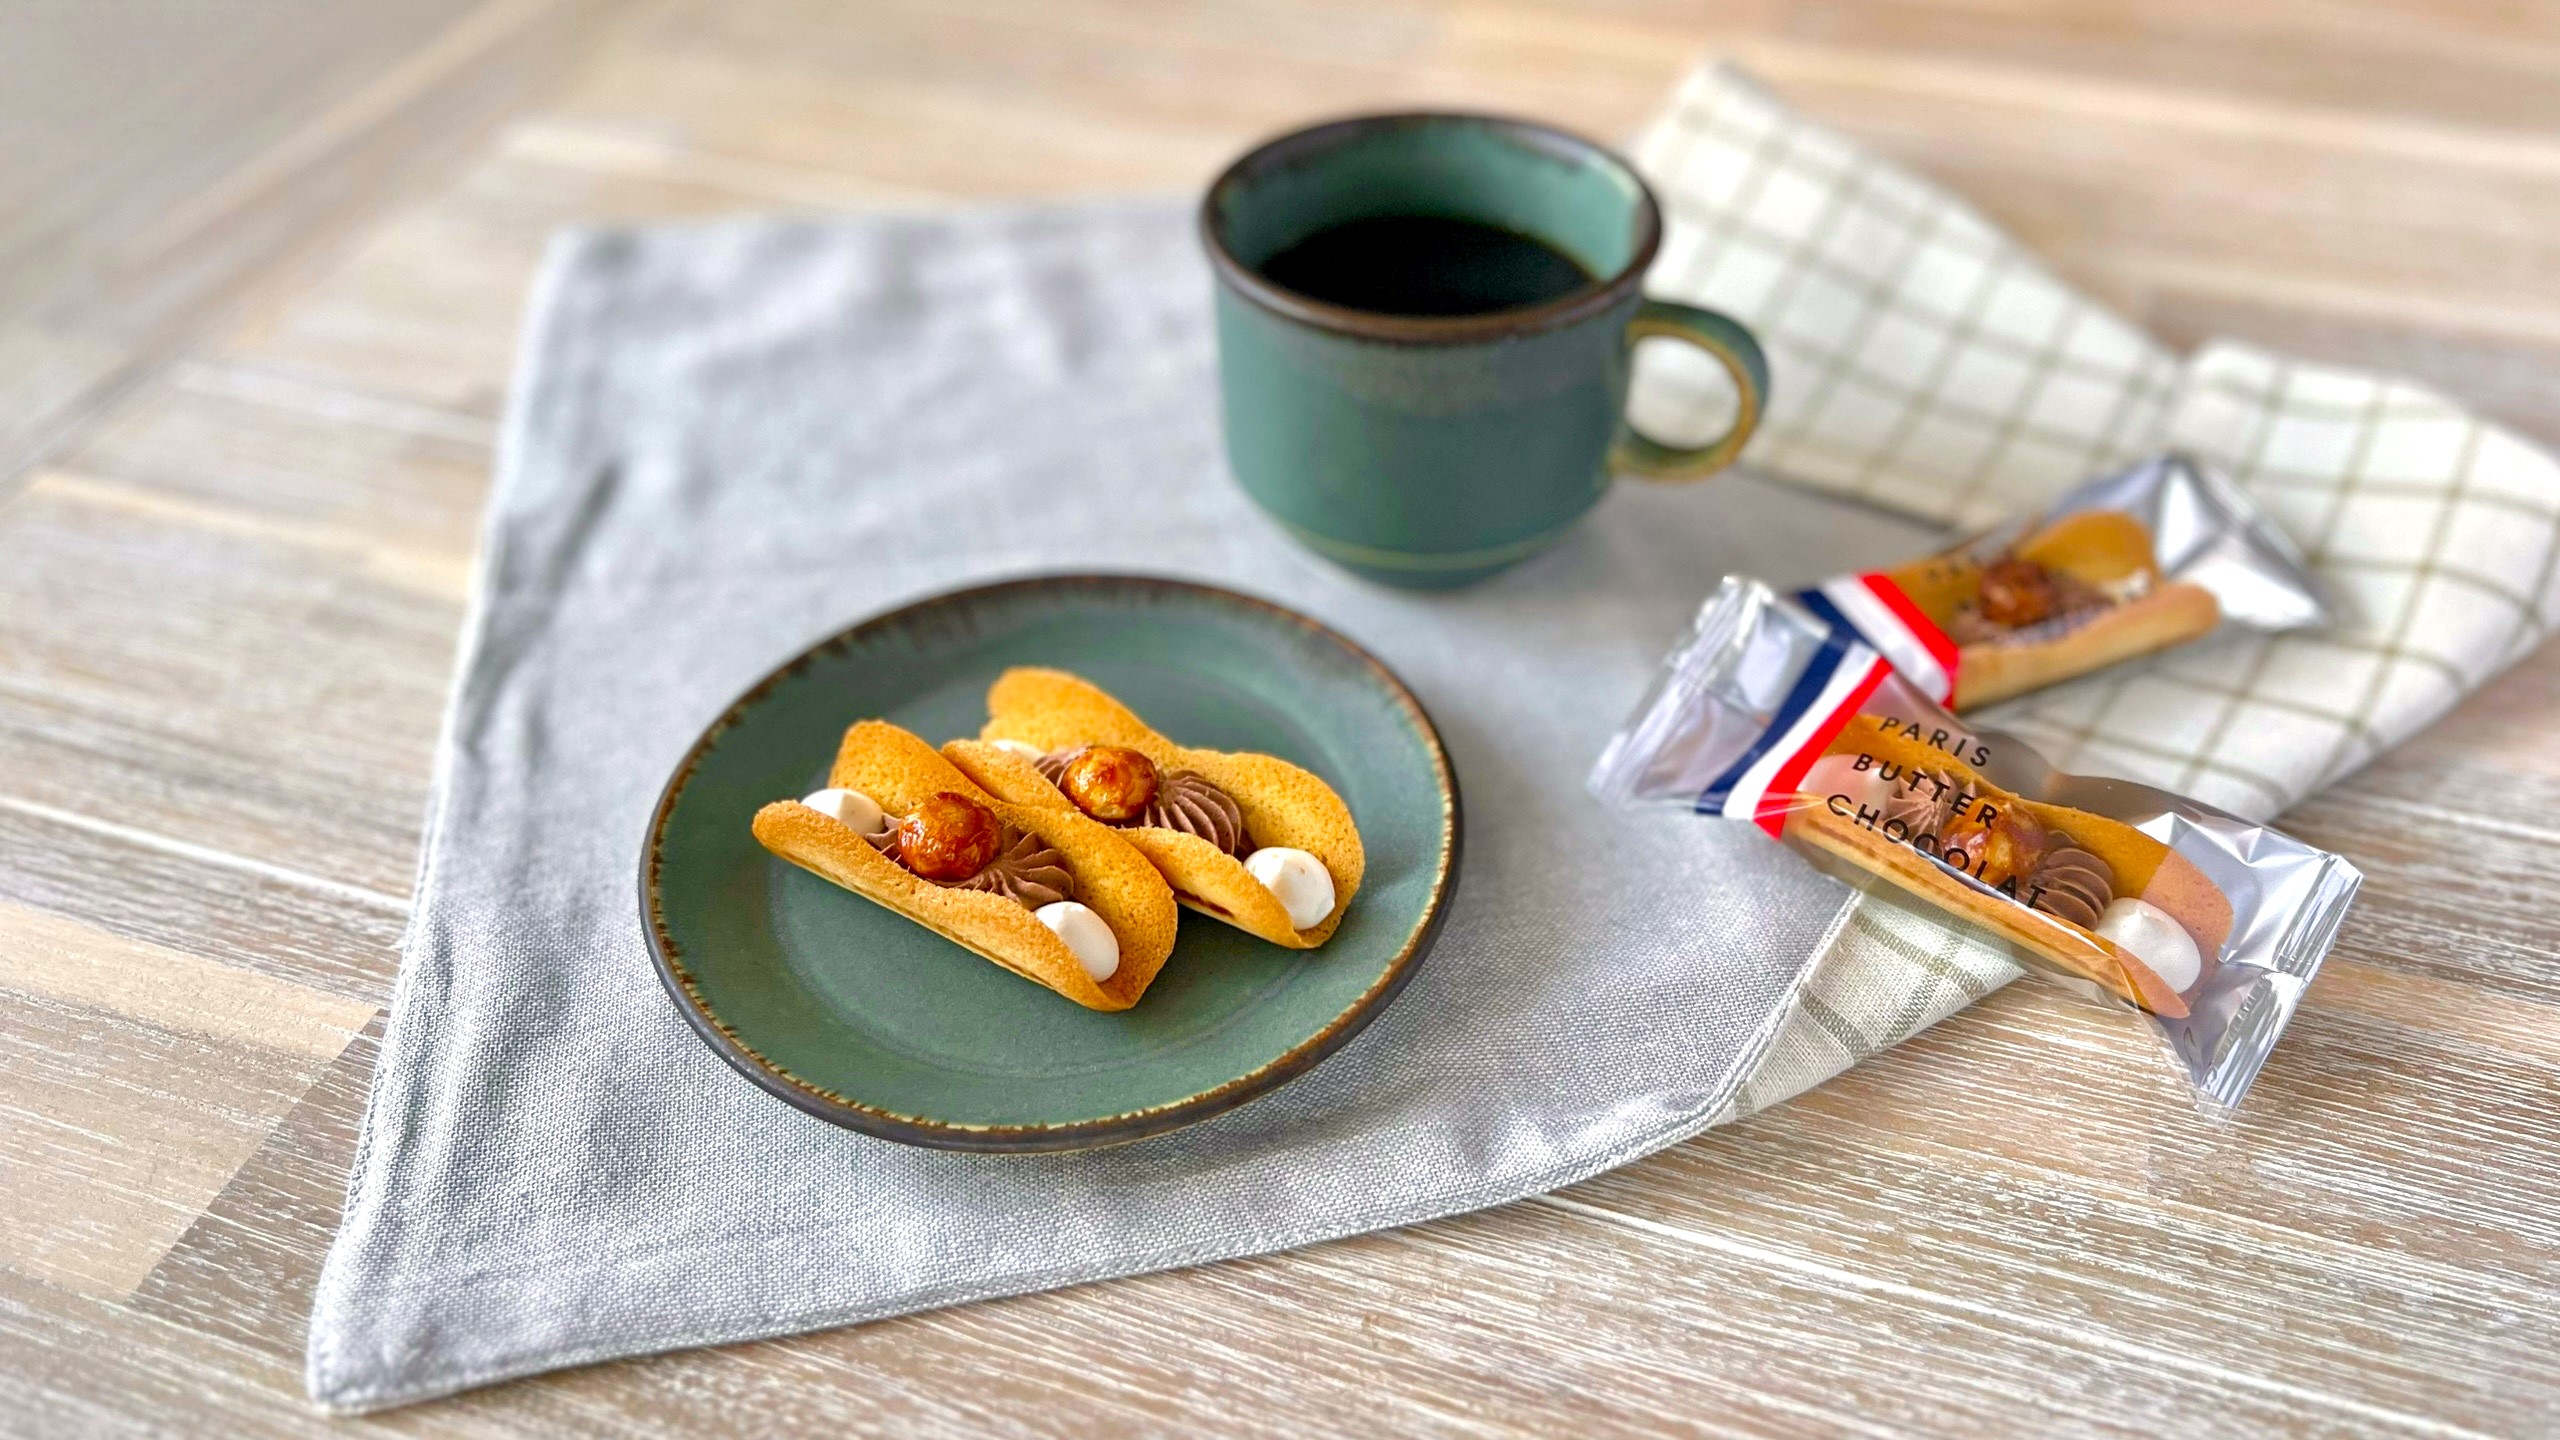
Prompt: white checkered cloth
<box><xmin>1633</xmin><ymin>63</ymin><xmax>2560</xmax><ymax>1117</ymax></box>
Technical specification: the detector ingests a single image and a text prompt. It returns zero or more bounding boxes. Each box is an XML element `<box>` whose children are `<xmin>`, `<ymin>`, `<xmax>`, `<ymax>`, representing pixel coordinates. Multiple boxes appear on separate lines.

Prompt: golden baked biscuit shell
<box><xmin>750</xmin><ymin>720</ymin><xmax>1178</xmax><ymax>1011</ymax></box>
<box><xmin>957</xmin><ymin>668</ymin><xmax>1366</xmax><ymax>949</ymax></box>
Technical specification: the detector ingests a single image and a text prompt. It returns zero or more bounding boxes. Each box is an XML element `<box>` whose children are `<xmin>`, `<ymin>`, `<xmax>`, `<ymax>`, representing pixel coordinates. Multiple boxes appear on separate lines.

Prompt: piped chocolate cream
<box><xmin>1883</xmin><ymin>766</ymin><xmax>1973</xmax><ymax>838</ymax></box>
<box><xmin>865</xmin><ymin>801</ymin><xmax>1076</xmax><ymax>910</ymax></box>
<box><xmin>1037</xmin><ymin>746</ymin><xmax>1254</xmax><ymax>858</ymax></box>
<box><xmin>2027</xmin><ymin>840</ymin><xmax>2116</xmax><ymax>930</ymax></box>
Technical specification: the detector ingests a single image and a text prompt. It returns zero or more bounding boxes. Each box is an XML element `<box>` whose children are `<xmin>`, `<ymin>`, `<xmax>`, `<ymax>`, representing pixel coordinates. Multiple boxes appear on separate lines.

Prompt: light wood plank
<box><xmin>1562</xmin><ymin>999</ymin><xmax>2560</xmax><ymax>1434</ymax></box>
<box><xmin>461</xmin><ymin>1196</ymin><xmax>2470</xmax><ymax>1436</ymax></box>
<box><xmin>0</xmin><ymin>903</ymin><xmax>373</xmax><ymax>1060</ymax></box>
<box><xmin>2142</xmin><ymin>288</ymin><xmax>2560</xmax><ymax>450</ymax></box>
<box><xmin>1742</xmin><ymin>975</ymin><xmax>2560</xmax><ymax>1273</ymax></box>
<box><xmin>0</xmin><ymin>887</ymin><xmax>375</xmax><ymax>1302</ymax></box>
<box><xmin>62</xmin><ymin>362</ymin><xmax>496</xmax><ymax>561</ymax></box>
<box><xmin>0</xmin><ymin>988</ymin><xmax>361</xmax><ymax>1302</ymax></box>
<box><xmin>0</xmin><ymin>479</ymin><xmax>456</xmax><ymax>898</ymax></box>
<box><xmin>0</xmin><ymin>796</ymin><xmax>407</xmax><ymax>1007</ymax></box>
<box><xmin>1720</xmin><ymin>0</ymin><xmax>2560</xmax><ymax>135</ymax></box>
<box><xmin>214</xmin><ymin>133</ymin><xmax>930</xmax><ymax>418</ymax></box>
<box><xmin>0</xmin><ymin>0</ymin><xmax>636</xmax><ymax>480</ymax></box>
<box><xmin>129</xmin><ymin>1022</ymin><xmax>384</xmax><ymax>1368</ymax></box>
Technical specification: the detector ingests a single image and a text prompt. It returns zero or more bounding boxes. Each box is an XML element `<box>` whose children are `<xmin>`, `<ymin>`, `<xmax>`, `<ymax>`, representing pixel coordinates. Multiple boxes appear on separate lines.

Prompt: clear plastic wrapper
<box><xmin>1796</xmin><ymin>452</ymin><xmax>2328</xmax><ymax>709</ymax></box>
<box><xmin>1591</xmin><ymin>577</ymin><xmax>2361</xmax><ymax>1114</ymax></box>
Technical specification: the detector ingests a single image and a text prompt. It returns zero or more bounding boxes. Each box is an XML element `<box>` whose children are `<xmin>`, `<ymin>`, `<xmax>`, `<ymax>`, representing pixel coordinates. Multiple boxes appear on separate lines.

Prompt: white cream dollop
<box><xmin>990</xmin><ymin>738</ymin><xmax>1044</xmax><ymax>759</ymax></box>
<box><xmin>1245</xmin><ymin>847</ymin><xmax>1336</xmax><ymax>930</ymax></box>
<box><xmin>2094</xmin><ymin>897</ymin><xmax>2202</xmax><ymax>994</ymax></box>
<box><xmin>801</xmin><ymin>787</ymin><xmax>886</xmax><ymax>835</ymax></box>
<box><xmin>1034</xmin><ymin>901</ymin><xmax>1120</xmax><ymax>981</ymax></box>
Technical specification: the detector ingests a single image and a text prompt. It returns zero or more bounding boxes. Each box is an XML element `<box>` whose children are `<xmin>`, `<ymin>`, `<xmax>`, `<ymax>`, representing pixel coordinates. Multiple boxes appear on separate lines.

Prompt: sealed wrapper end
<box><xmin>1591</xmin><ymin>578</ymin><xmax>2362</xmax><ymax>1115</ymax></box>
<box><xmin>1796</xmin><ymin>452</ymin><xmax>2328</xmax><ymax>710</ymax></box>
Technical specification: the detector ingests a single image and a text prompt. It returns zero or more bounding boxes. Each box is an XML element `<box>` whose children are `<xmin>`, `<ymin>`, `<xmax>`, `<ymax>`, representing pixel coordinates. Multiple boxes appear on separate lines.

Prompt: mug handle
<box><xmin>1609</xmin><ymin>299</ymin><xmax>1769</xmax><ymax>482</ymax></box>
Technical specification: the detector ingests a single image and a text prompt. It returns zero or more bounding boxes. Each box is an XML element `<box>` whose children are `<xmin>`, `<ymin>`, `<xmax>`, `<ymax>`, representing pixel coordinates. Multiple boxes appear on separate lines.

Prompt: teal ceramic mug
<box><xmin>1201</xmin><ymin>111</ymin><xmax>1768</xmax><ymax>589</ymax></box>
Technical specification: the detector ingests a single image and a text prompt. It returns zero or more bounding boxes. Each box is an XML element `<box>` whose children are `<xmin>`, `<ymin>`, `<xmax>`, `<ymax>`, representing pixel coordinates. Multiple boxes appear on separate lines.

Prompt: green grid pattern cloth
<box><xmin>1632</xmin><ymin>64</ymin><xmax>2560</xmax><ymax>1117</ymax></box>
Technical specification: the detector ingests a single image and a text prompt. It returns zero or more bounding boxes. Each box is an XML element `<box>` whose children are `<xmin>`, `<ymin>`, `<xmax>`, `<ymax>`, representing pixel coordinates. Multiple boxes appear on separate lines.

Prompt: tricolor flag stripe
<box><xmin>1716</xmin><ymin>645</ymin><xmax>1894</xmax><ymax>839</ymax></box>
<box><xmin>1792</xmin><ymin>585</ymin><xmax>1854</xmax><ymax>638</ymax></box>
<box><xmin>1795</xmin><ymin>573</ymin><xmax>1957</xmax><ymax>704</ymax></box>
<box><xmin>1693</xmin><ymin>626</ymin><xmax>1856</xmax><ymax>815</ymax></box>
<box><xmin>1748</xmin><ymin>656</ymin><xmax>1890</xmax><ymax>838</ymax></box>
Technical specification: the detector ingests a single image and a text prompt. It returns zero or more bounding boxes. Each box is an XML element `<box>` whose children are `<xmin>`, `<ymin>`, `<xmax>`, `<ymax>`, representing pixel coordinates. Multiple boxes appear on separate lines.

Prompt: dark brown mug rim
<box><xmin>1198</xmin><ymin>110</ymin><xmax>1664</xmax><ymax>345</ymax></box>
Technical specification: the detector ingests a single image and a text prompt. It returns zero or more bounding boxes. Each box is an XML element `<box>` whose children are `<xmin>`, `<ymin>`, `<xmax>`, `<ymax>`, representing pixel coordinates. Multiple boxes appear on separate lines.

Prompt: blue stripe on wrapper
<box><xmin>1792</xmin><ymin>585</ymin><xmax>1856</xmax><ymax>642</ymax></box>
<box><xmin>1695</xmin><ymin>623</ymin><xmax>1857</xmax><ymax>814</ymax></box>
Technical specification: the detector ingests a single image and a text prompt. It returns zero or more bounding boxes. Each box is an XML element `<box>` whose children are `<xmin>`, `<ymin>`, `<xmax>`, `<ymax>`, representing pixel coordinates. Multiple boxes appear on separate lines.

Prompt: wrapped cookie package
<box><xmin>1798</xmin><ymin>452</ymin><xmax>2328</xmax><ymax>709</ymax></box>
<box><xmin>1591</xmin><ymin>578</ymin><xmax>2361</xmax><ymax>1114</ymax></box>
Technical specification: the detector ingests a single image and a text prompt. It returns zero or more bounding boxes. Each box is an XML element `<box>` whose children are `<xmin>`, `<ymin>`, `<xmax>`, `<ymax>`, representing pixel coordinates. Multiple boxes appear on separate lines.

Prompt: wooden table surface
<box><xmin>5</xmin><ymin>1</ymin><xmax>2558</xmax><ymax>1434</ymax></box>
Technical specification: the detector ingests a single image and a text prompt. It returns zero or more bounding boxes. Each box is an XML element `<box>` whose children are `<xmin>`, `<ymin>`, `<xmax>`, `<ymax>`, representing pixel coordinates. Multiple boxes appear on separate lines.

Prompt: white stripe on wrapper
<box><xmin>1720</xmin><ymin>647</ymin><xmax>1893</xmax><ymax>827</ymax></box>
<box><xmin>1816</xmin><ymin>577</ymin><xmax>1951</xmax><ymax>703</ymax></box>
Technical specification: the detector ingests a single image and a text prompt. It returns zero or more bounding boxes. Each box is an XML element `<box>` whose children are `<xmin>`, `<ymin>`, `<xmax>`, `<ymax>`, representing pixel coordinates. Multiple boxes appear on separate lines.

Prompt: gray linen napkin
<box><xmin>307</xmin><ymin>203</ymin><xmax>1934</xmax><ymax>1410</ymax></box>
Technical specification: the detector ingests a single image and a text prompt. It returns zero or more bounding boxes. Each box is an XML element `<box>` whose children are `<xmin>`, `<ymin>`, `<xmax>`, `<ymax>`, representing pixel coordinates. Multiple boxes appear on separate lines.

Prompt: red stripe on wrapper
<box><xmin>1860</xmin><ymin>573</ymin><xmax>1960</xmax><ymax>686</ymax></box>
<box><xmin>1751</xmin><ymin>657</ymin><xmax>1891</xmax><ymax>838</ymax></box>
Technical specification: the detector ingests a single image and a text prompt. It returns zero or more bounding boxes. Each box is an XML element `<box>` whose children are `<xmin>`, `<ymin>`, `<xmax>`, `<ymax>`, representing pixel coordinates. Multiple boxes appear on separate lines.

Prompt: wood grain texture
<box><xmin>0</xmin><ymin>797</ymin><xmax>408</xmax><ymax>1006</ymax></box>
<box><xmin>0</xmin><ymin>959</ymin><xmax>365</xmax><ymax>1302</ymax></box>
<box><xmin>0</xmin><ymin>475</ymin><xmax>457</xmax><ymax>898</ymax></box>
<box><xmin>2</xmin><ymin>0</ymin><xmax>2557</xmax><ymax>1434</ymax></box>
<box><xmin>0</xmin><ymin>0</ymin><xmax>629</xmax><ymax>485</ymax></box>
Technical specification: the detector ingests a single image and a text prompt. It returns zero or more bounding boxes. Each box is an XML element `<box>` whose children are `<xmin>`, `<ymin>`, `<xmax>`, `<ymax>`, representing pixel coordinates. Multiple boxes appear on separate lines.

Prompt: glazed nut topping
<box><xmin>1974</xmin><ymin>806</ymin><xmax>2050</xmax><ymax>883</ymax></box>
<box><xmin>895</xmin><ymin>791</ymin><xmax>1004</xmax><ymax>882</ymax></box>
<box><xmin>1976</xmin><ymin>558</ymin><xmax>2059</xmax><ymax>629</ymax></box>
<box><xmin>1058</xmin><ymin>745</ymin><xmax>1159</xmax><ymax>822</ymax></box>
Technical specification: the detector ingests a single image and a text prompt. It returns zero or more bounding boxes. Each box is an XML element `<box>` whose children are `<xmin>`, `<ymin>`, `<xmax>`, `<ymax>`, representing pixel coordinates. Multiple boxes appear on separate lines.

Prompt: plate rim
<box><xmin>640</xmin><ymin>571</ymin><xmax>1462</xmax><ymax>1153</ymax></box>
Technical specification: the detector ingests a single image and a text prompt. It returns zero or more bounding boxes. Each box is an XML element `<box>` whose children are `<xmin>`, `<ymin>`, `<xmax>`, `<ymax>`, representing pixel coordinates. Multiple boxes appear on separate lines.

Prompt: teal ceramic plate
<box><xmin>643</xmin><ymin>575</ymin><xmax>1460</xmax><ymax>1152</ymax></box>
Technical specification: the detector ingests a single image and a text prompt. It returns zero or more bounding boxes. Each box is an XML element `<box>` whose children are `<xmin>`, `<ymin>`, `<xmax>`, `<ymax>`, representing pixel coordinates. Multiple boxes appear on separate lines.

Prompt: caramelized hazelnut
<box><xmin>1058</xmin><ymin>745</ymin><xmax>1159</xmax><ymax>822</ymax></box>
<box><xmin>1973</xmin><ymin>807</ymin><xmax>2051</xmax><ymax>888</ymax></box>
<box><xmin>1977</xmin><ymin>558</ymin><xmax>2058</xmax><ymax>629</ymax></box>
<box><xmin>895</xmin><ymin>791</ymin><xmax>1003</xmax><ymax>882</ymax></box>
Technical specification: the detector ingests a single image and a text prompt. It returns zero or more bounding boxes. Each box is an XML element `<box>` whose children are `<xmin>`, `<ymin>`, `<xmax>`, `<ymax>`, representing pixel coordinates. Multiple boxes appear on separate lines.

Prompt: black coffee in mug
<box><xmin>1254</xmin><ymin>214</ymin><xmax>1595</xmax><ymax>317</ymax></box>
